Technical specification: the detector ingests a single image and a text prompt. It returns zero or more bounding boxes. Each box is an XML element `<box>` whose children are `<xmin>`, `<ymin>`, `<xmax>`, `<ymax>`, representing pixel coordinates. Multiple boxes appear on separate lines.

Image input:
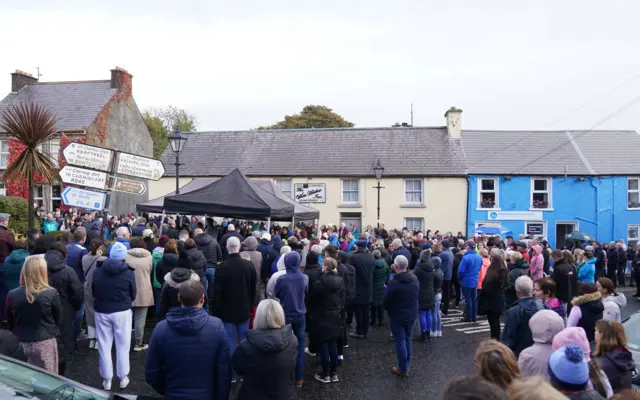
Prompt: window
<box><xmin>531</xmin><ymin>177</ymin><xmax>552</xmax><ymax>209</ymax></box>
<box><xmin>478</xmin><ymin>178</ymin><xmax>498</xmax><ymax>209</ymax></box>
<box><xmin>51</xmin><ymin>183</ymin><xmax>61</xmax><ymax>211</ymax></box>
<box><xmin>341</xmin><ymin>179</ymin><xmax>360</xmax><ymax>204</ymax></box>
<box><xmin>0</xmin><ymin>182</ymin><xmax>5</xmax><ymax>196</ymax></box>
<box><xmin>629</xmin><ymin>225</ymin><xmax>640</xmax><ymax>248</ymax></box>
<box><xmin>37</xmin><ymin>137</ymin><xmax>61</xmax><ymax>168</ymax></box>
<box><xmin>33</xmin><ymin>184</ymin><xmax>45</xmax><ymax>209</ymax></box>
<box><xmin>275</xmin><ymin>179</ymin><xmax>292</xmax><ymax>198</ymax></box>
<box><xmin>0</xmin><ymin>140</ymin><xmax>8</xmax><ymax>169</ymax></box>
<box><xmin>404</xmin><ymin>217</ymin><xmax>424</xmax><ymax>232</ymax></box>
<box><xmin>404</xmin><ymin>179</ymin><xmax>423</xmax><ymax>204</ymax></box>
<box><xmin>629</xmin><ymin>178</ymin><xmax>640</xmax><ymax>209</ymax></box>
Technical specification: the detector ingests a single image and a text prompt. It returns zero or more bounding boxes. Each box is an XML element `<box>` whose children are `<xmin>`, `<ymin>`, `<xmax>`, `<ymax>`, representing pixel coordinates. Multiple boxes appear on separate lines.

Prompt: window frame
<box><xmin>275</xmin><ymin>179</ymin><xmax>293</xmax><ymax>199</ymax></box>
<box><xmin>404</xmin><ymin>217</ymin><xmax>424</xmax><ymax>232</ymax></box>
<box><xmin>0</xmin><ymin>182</ymin><xmax>5</xmax><ymax>196</ymax></box>
<box><xmin>341</xmin><ymin>179</ymin><xmax>360</xmax><ymax>205</ymax></box>
<box><xmin>530</xmin><ymin>177</ymin><xmax>552</xmax><ymax>210</ymax></box>
<box><xmin>629</xmin><ymin>225</ymin><xmax>640</xmax><ymax>249</ymax></box>
<box><xmin>403</xmin><ymin>179</ymin><xmax>424</xmax><ymax>204</ymax></box>
<box><xmin>628</xmin><ymin>177</ymin><xmax>640</xmax><ymax>210</ymax></box>
<box><xmin>0</xmin><ymin>139</ymin><xmax>9</xmax><ymax>169</ymax></box>
<box><xmin>36</xmin><ymin>137</ymin><xmax>60</xmax><ymax>168</ymax></box>
<box><xmin>477</xmin><ymin>177</ymin><xmax>499</xmax><ymax>210</ymax></box>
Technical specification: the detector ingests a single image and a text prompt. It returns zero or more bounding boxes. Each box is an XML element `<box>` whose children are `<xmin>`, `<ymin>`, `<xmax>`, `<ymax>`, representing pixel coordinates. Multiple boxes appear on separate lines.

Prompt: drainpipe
<box><xmin>465</xmin><ymin>176</ymin><xmax>471</xmax><ymax>237</ymax></box>
<box><xmin>591</xmin><ymin>178</ymin><xmax>599</xmax><ymax>239</ymax></box>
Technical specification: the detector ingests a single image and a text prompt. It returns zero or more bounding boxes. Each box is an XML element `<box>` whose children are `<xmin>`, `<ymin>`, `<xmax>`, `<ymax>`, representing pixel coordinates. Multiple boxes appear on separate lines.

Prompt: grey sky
<box><xmin>1</xmin><ymin>0</ymin><xmax>639</xmax><ymax>133</ymax></box>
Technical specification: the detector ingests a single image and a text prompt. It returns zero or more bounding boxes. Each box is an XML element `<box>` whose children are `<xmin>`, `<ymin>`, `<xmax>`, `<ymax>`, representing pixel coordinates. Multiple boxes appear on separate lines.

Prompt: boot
<box><xmin>420</xmin><ymin>331</ymin><xmax>427</xmax><ymax>342</ymax></box>
<box><xmin>426</xmin><ymin>331</ymin><xmax>431</xmax><ymax>342</ymax></box>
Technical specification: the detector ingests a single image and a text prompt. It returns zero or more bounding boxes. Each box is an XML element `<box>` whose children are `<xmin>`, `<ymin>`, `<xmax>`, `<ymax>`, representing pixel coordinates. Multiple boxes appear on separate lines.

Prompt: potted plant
<box><xmin>532</xmin><ymin>199</ymin><xmax>548</xmax><ymax>209</ymax></box>
<box><xmin>480</xmin><ymin>198</ymin><xmax>496</xmax><ymax>208</ymax></box>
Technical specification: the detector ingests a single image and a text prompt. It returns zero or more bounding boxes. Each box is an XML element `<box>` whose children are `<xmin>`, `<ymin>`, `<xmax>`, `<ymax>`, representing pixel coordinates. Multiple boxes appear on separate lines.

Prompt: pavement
<box><xmin>65</xmin><ymin>286</ymin><xmax>640</xmax><ymax>400</ymax></box>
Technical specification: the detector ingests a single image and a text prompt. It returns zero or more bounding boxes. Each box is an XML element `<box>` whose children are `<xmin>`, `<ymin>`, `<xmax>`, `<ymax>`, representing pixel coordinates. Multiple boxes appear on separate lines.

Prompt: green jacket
<box><xmin>372</xmin><ymin>258</ymin><xmax>390</xmax><ymax>306</ymax></box>
<box><xmin>4</xmin><ymin>249</ymin><xmax>30</xmax><ymax>291</ymax></box>
<box><xmin>42</xmin><ymin>220</ymin><xmax>58</xmax><ymax>233</ymax></box>
<box><xmin>152</xmin><ymin>248</ymin><xmax>164</xmax><ymax>289</ymax></box>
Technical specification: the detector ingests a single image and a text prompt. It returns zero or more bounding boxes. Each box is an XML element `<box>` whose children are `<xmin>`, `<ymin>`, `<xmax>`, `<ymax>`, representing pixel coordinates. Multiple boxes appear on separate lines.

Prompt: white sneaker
<box><xmin>102</xmin><ymin>380</ymin><xmax>111</xmax><ymax>391</ymax></box>
<box><xmin>89</xmin><ymin>339</ymin><xmax>96</xmax><ymax>349</ymax></box>
<box><xmin>304</xmin><ymin>347</ymin><xmax>317</xmax><ymax>357</ymax></box>
<box><xmin>338</xmin><ymin>355</ymin><xmax>344</xmax><ymax>360</ymax></box>
<box><xmin>119</xmin><ymin>376</ymin><xmax>130</xmax><ymax>389</ymax></box>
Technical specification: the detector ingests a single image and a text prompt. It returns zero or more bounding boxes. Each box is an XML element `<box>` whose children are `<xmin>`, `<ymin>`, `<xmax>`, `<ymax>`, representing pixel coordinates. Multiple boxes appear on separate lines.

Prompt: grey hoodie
<box><xmin>517</xmin><ymin>309</ymin><xmax>565</xmax><ymax>379</ymax></box>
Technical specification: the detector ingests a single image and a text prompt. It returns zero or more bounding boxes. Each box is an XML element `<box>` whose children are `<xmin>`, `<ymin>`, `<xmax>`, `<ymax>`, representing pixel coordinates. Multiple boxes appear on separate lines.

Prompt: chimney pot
<box><xmin>110</xmin><ymin>67</ymin><xmax>133</xmax><ymax>91</ymax></box>
<box><xmin>11</xmin><ymin>69</ymin><xmax>38</xmax><ymax>92</ymax></box>
<box><xmin>445</xmin><ymin>106</ymin><xmax>463</xmax><ymax>137</ymax></box>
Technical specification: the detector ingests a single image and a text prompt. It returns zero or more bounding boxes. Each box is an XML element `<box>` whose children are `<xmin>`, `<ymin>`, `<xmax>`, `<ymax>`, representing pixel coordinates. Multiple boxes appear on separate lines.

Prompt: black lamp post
<box><xmin>168</xmin><ymin>127</ymin><xmax>188</xmax><ymax>194</ymax></box>
<box><xmin>373</xmin><ymin>159</ymin><xmax>385</xmax><ymax>230</ymax></box>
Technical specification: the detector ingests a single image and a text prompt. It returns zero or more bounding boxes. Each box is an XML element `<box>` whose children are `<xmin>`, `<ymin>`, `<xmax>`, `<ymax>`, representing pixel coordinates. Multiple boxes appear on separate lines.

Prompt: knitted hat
<box><xmin>355</xmin><ymin>240</ymin><xmax>368</xmax><ymax>248</ymax></box>
<box><xmin>552</xmin><ymin>327</ymin><xmax>592</xmax><ymax>361</ymax></box>
<box><xmin>465</xmin><ymin>240</ymin><xmax>476</xmax><ymax>249</ymax></box>
<box><xmin>110</xmin><ymin>242</ymin><xmax>128</xmax><ymax>261</ymax></box>
<box><xmin>421</xmin><ymin>243</ymin><xmax>433</xmax><ymax>250</ymax></box>
<box><xmin>585</xmin><ymin>245</ymin><xmax>594</xmax><ymax>251</ymax></box>
<box><xmin>261</xmin><ymin>232</ymin><xmax>272</xmax><ymax>241</ymax></box>
<box><xmin>548</xmin><ymin>344</ymin><xmax>589</xmax><ymax>391</ymax></box>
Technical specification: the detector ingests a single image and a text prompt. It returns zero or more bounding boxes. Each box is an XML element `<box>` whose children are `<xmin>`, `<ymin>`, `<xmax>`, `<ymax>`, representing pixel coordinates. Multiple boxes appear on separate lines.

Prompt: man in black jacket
<box><xmin>551</xmin><ymin>250</ymin><xmax>577</xmax><ymax>316</ymax></box>
<box><xmin>194</xmin><ymin>229</ymin><xmax>223</xmax><ymax>300</ymax></box>
<box><xmin>608</xmin><ymin>243</ymin><xmax>621</xmax><ymax>289</ymax></box>
<box><xmin>594</xmin><ymin>242</ymin><xmax>606</xmax><ymax>280</ymax></box>
<box><xmin>220</xmin><ymin>224</ymin><xmax>244</xmax><ymax>261</ymax></box>
<box><xmin>164</xmin><ymin>219</ymin><xmax>180</xmax><ymax>240</ymax></box>
<box><xmin>348</xmin><ymin>240</ymin><xmax>375</xmax><ymax>340</ymax></box>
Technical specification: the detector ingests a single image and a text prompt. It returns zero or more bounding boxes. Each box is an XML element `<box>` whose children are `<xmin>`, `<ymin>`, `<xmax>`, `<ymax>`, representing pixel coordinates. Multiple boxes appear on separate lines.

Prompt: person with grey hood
<box><xmin>241</xmin><ymin>236</ymin><xmax>264</xmax><ymax>300</ymax></box>
<box><xmin>517</xmin><ymin>309</ymin><xmax>565</xmax><ymax>379</ymax></box>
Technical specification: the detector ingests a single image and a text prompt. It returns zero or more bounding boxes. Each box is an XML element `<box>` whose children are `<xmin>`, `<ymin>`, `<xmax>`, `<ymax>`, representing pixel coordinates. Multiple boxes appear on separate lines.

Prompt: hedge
<box><xmin>0</xmin><ymin>196</ymin><xmax>39</xmax><ymax>236</ymax></box>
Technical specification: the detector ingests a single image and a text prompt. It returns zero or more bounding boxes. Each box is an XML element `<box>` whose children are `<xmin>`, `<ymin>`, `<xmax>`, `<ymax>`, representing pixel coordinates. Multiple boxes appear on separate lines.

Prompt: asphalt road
<box><xmin>65</xmin><ymin>287</ymin><xmax>640</xmax><ymax>399</ymax></box>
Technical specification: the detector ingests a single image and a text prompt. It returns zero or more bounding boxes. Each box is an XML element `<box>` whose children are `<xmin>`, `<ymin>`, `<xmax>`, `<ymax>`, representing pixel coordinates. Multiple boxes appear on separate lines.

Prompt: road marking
<box><xmin>462</xmin><ymin>324</ymin><xmax>505</xmax><ymax>335</ymax></box>
<box><xmin>440</xmin><ymin>308</ymin><xmax>501</xmax><ymax>335</ymax></box>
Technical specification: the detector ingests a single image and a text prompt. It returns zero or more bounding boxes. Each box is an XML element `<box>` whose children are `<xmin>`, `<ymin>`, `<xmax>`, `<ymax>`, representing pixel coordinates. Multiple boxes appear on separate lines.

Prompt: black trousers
<box><xmin>607</xmin><ymin>266</ymin><xmax>618</xmax><ymax>289</ymax></box>
<box><xmin>370</xmin><ymin>305</ymin><xmax>384</xmax><ymax>325</ymax></box>
<box><xmin>353</xmin><ymin>304</ymin><xmax>370</xmax><ymax>337</ymax></box>
<box><xmin>486</xmin><ymin>311</ymin><xmax>501</xmax><ymax>340</ymax></box>
<box><xmin>346</xmin><ymin>304</ymin><xmax>354</xmax><ymax>325</ymax></box>
<box><xmin>634</xmin><ymin>269</ymin><xmax>640</xmax><ymax>296</ymax></box>
<box><xmin>452</xmin><ymin>281</ymin><xmax>461</xmax><ymax>306</ymax></box>
<box><xmin>618</xmin><ymin>264</ymin><xmax>627</xmax><ymax>287</ymax></box>
<box><xmin>441</xmin><ymin>280</ymin><xmax>451</xmax><ymax>314</ymax></box>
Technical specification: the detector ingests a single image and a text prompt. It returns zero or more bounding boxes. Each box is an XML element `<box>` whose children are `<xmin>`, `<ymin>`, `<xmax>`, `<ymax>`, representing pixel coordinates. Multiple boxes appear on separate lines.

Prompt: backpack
<box><xmin>341</xmin><ymin>263</ymin><xmax>357</xmax><ymax>303</ymax></box>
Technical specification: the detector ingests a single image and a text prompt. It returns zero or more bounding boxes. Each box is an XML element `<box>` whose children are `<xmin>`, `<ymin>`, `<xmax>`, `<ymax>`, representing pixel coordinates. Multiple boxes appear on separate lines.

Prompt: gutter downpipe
<box><xmin>465</xmin><ymin>176</ymin><xmax>471</xmax><ymax>237</ymax></box>
<box><xmin>590</xmin><ymin>178</ymin><xmax>600</xmax><ymax>240</ymax></box>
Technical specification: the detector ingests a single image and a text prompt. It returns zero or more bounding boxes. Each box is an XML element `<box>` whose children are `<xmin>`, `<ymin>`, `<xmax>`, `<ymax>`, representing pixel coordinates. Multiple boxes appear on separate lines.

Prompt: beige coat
<box><xmin>125</xmin><ymin>247</ymin><xmax>154</xmax><ymax>307</ymax></box>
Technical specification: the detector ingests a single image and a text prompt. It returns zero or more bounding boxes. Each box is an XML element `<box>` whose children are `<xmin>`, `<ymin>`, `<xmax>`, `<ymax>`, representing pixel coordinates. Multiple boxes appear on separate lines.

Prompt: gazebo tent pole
<box><xmin>158</xmin><ymin>209</ymin><xmax>166</xmax><ymax>237</ymax></box>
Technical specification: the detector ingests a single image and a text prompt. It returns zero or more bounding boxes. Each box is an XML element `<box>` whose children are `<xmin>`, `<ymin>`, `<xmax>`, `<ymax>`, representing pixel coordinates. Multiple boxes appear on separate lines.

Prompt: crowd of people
<box><xmin>1</xmin><ymin>208</ymin><xmax>640</xmax><ymax>399</ymax></box>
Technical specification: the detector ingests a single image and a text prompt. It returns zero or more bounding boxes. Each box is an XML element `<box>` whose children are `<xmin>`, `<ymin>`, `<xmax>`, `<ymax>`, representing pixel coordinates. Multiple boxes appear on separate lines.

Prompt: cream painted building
<box><xmin>151</xmin><ymin>108</ymin><xmax>468</xmax><ymax>233</ymax></box>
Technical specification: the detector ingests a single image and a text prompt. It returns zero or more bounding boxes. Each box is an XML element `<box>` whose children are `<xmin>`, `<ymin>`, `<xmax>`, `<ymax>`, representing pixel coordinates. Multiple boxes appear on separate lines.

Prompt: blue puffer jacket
<box><xmin>458</xmin><ymin>250</ymin><xmax>483</xmax><ymax>288</ymax></box>
<box><xmin>66</xmin><ymin>242</ymin><xmax>88</xmax><ymax>282</ymax></box>
<box><xmin>578</xmin><ymin>258</ymin><xmax>597</xmax><ymax>284</ymax></box>
<box><xmin>92</xmin><ymin>258</ymin><xmax>136</xmax><ymax>314</ymax></box>
<box><xmin>145</xmin><ymin>307</ymin><xmax>231</xmax><ymax>400</ymax></box>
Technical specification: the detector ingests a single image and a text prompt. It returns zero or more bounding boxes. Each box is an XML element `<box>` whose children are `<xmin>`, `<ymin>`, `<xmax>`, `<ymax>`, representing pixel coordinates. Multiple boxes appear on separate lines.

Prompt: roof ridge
<box><xmin>26</xmin><ymin>80</ymin><xmax>111</xmax><ymax>85</ymax></box>
<box><xmin>186</xmin><ymin>126</ymin><xmax>448</xmax><ymax>134</ymax></box>
<box><xmin>565</xmin><ymin>131</ymin><xmax>596</xmax><ymax>175</ymax></box>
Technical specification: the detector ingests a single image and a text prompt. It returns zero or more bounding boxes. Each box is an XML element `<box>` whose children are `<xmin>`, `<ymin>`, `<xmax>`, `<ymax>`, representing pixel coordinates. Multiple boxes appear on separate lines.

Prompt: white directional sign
<box><xmin>116</xmin><ymin>153</ymin><xmax>165</xmax><ymax>181</ymax></box>
<box><xmin>62</xmin><ymin>143</ymin><xmax>114</xmax><ymax>172</ymax></box>
<box><xmin>61</xmin><ymin>187</ymin><xmax>107</xmax><ymax>210</ymax></box>
<box><xmin>59</xmin><ymin>166</ymin><xmax>108</xmax><ymax>190</ymax></box>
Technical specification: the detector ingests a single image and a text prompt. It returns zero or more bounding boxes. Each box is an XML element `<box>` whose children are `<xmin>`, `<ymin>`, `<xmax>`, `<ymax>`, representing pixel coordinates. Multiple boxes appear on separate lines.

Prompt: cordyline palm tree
<box><xmin>0</xmin><ymin>103</ymin><xmax>59</xmax><ymax>230</ymax></box>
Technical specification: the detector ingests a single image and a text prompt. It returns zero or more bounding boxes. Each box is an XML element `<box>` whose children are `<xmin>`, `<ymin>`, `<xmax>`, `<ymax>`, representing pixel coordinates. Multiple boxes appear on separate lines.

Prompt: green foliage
<box><xmin>0</xmin><ymin>196</ymin><xmax>39</xmax><ymax>235</ymax></box>
<box><xmin>258</xmin><ymin>105</ymin><xmax>354</xmax><ymax>130</ymax></box>
<box><xmin>143</xmin><ymin>106</ymin><xmax>198</xmax><ymax>158</ymax></box>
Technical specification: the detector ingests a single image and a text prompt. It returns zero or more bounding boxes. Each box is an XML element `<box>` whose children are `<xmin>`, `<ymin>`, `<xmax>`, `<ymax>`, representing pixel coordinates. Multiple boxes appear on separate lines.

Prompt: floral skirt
<box><xmin>20</xmin><ymin>338</ymin><xmax>58</xmax><ymax>374</ymax></box>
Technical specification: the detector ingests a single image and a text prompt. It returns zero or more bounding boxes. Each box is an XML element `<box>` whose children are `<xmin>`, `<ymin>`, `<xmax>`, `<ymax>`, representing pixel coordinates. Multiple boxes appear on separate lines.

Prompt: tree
<box><xmin>259</xmin><ymin>105</ymin><xmax>354</xmax><ymax>130</ymax></box>
<box><xmin>143</xmin><ymin>106</ymin><xmax>198</xmax><ymax>158</ymax></box>
<box><xmin>0</xmin><ymin>103</ymin><xmax>59</xmax><ymax>230</ymax></box>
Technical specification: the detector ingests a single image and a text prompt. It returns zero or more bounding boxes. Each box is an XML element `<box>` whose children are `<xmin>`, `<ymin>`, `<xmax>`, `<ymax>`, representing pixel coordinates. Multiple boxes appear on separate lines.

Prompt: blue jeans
<box><xmin>224</xmin><ymin>320</ymin><xmax>249</xmax><ymax>381</ymax></box>
<box><xmin>75</xmin><ymin>302</ymin><xmax>85</xmax><ymax>337</ymax></box>
<box><xmin>462</xmin><ymin>286</ymin><xmax>478</xmax><ymax>322</ymax></box>
<box><xmin>389</xmin><ymin>318</ymin><xmax>415</xmax><ymax>373</ymax></box>
<box><xmin>286</xmin><ymin>314</ymin><xmax>306</xmax><ymax>381</ymax></box>
<box><xmin>205</xmin><ymin>267</ymin><xmax>216</xmax><ymax>300</ymax></box>
<box><xmin>320</xmin><ymin>340</ymin><xmax>338</xmax><ymax>376</ymax></box>
<box><xmin>419</xmin><ymin>310</ymin><xmax>432</xmax><ymax>332</ymax></box>
<box><xmin>431</xmin><ymin>293</ymin><xmax>442</xmax><ymax>334</ymax></box>
<box><xmin>153</xmin><ymin>287</ymin><xmax>162</xmax><ymax>320</ymax></box>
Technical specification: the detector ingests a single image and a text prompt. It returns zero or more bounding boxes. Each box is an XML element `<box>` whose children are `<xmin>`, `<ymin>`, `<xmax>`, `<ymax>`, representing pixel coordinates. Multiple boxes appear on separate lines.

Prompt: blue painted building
<box><xmin>462</xmin><ymin>129</ymin><xmax>640</xmax><ymax>249</ymax></box>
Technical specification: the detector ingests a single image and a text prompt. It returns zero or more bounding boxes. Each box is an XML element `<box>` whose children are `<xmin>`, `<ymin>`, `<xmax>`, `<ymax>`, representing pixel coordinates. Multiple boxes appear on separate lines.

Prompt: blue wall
<box><xmin>467</xmin><ymin>176</ymin><xmax>639</xmax><ymax>248</ymax></box>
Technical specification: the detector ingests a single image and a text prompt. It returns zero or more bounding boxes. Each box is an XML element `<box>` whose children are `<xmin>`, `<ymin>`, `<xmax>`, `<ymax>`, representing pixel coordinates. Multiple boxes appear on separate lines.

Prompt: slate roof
<box><xmin>160</xmin><ymin>127</ymin><xmax>467</xmax><ymax>177</ymax></box>
<box><xmin>0</xmin><ymin>81</ymin><xmax>116</xmax><ymax>132</ymax></box>
<box><xmin>462</xmin><ymin>129</ymin><xmax>640</xmax><ymax>176</ymax></box>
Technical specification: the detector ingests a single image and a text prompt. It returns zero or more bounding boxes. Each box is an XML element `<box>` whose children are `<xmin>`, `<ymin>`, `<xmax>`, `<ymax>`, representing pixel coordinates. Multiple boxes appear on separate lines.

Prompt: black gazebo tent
<box><xmin>162</xmin><ymin>169</ymin><xmax>295</xmax><ymax>220</ymax></box>
<box><xmin>136</xmin><ymin>178</ymin><xmax>217</xmax><ymax>213</ymax></box>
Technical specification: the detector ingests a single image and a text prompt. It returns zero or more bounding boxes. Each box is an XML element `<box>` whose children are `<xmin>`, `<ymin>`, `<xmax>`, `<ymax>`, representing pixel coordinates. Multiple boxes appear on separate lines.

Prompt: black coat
<box><xmin>155</xmin><ymin>253</ymin><xmax>180</xmax><ymax>286</ymax></box>
<box><xmin>451</xmin><ymin>253</ymin><xmax>463</xmax><ymax>285</ymax></box>
<box><xmin>479</xmin><ymin>269</ymin><xmax>506</xmax><ymax>314</ymax></box>
<box><xmin>179</xmin><ymin>247</ymin><xmax>207</xmax><ymax>279</ymax></box>
<box><xmin>164</xmin><ymin>227</ymin><xmax>180</xmax><ymax>240</ymax></box>
<box><xmin>552</xmin><ymin>260</ymin><xmax>578</xmax><ymax>304</ymax></box>
<box><xmin>45</xmin><ymin>249</ymin><xmax>83</xmax><ymax>362</ymax></box>
<box><xmin>414</xmin><ymin>260</ymin><xmax>435</xmax><ymax>311</ymax></box>
<box><xmin>212</xmin><ymin>254</ymin><xmax>257</xmax><ymax>324</ymax></box>
<box><xmin>220</xmin><ymin>232</ymin><xmax>244</xmax><ymax>260</ymax></box>
<box><xmin>608</xmin><ymin>248</ymin><xmax>620</xmax><ymax>268</ymax></box>
<box><xmin>232</xmin><ymin>326</ymin><xmax>298</xmax><ymax>400</ymax></box>
<box><xmin>0</xmin><ymin>330</ymin><xmax>27</xmax><ymax>362</ymax></box>
<box><xmin>350</xmin><ymin>250</ymin><xmax>375</xmax><ymax>305</ymax></box>
<box><xmin>195</xmin><ymin>233</ymin><xmax>222</xmax><ymax>267</ymax></box>
<box><xmin>372</xmin><ymin>259</ymin><xmax>390</xmax><ymax>306</ymax></box>
<box><xmin>596</xmin><ymin>349</ymin><xmax>636</xmax><ymax>393</ymax></box>
<box><xmin>159</xmin><ymin>268</ymin><xmax>200</xmax><ymax>317</ymax></box>
<box><xmin>7</xmin><ymin>287</ymin><xmax>61</xmax><ymax>343</ymax></box>
<box><xmin>310</xmin><ymin>273</ymin><xmax>345</xmax><ymax>343</ymax></box>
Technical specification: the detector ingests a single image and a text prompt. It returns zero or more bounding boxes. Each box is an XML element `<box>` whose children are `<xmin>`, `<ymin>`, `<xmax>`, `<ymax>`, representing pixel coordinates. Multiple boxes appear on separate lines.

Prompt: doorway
<box><xmin>556</xmin><ymin>222</ymin><xmax>578</xmax><ymax>249</ymax></box>
<box><xmin>340</xmin><ymin>212</ymin><xmax>362</xmax><ymax>234</ymax></box>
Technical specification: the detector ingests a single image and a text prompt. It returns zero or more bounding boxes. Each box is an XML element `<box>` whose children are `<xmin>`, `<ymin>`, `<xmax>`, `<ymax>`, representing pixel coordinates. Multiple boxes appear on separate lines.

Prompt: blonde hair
<box><xmin>480</xmin><ymin>248</ymin><xmax>489</xmax><ymax>257</ymax></box>
<box><xmin>510</xmin><ymin>251</ymin><xmax>523</xmax><ymax>263</ymax></box>
<box><xmin>20</xmin><ymin>257</ymin><xmax>51</xmax><ymax>304</ymax></box>
<box><xmin>507</xmin><ymin>377</ymin><xmax>567</xmax><ymax>400</ymax></box>
<box><xmin>253</xmin><ymin>299</ymin><xmax>285</xmax><ymax>330</ymax></box>
<box><xmin>323</xmin><ymin>257</ymin><xmax>338</xmax><ymax>273</ymax></box>
<box><xmin>475</xmin><ymin>339</ymin><xmax>521</xmax><ymax>389</ymax></box>
<box><xmin>595</xmin><ymin>319</ymin><xmax>628</xmax><ymax>355</ymax></box>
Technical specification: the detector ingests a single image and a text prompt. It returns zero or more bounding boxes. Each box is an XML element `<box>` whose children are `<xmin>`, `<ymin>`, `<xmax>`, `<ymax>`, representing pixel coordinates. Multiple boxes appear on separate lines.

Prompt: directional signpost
<box><xmin>62</xmin><ymin>143</ymin><xmax>114</xmax><ymax>172</ymax></box>
<box><xmin>61</xmin><ymin>187</ymin><xmax>107</xmax><ymax>210</ymax></box>
<box><xmin>116</xmin><ymin>153</ymin><xmax>165</xmax><ymax>181</ymax></box>
<box><xmin>111</xmin><ymin>176</ymin><xmax>146</xmax><ymax>195</ymax></box>
<box><xmin>59</xmin><ymin>166</ymin><xmax>108</xmax><ymax>190</ymax></box>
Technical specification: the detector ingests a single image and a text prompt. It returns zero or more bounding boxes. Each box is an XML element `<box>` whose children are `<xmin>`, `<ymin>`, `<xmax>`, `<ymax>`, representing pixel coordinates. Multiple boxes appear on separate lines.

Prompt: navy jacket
<box><xmin>132</xmin><ymin>224</ymin><xmax>147</xmax><ymax>237</ymax></box>
<box><xmin>66</xmin><ymin>242</ymin><xmax>88</xmax><ymax>283</ymax></box>
<box><xmin>145</xmin><ymin>307</ymin><xmax>231</xmax><ymax>400</ymax></box>
<box><xmin>384</xmin><ymin>271</ymin><xmax>419</xmax><ymax>323</ymax></box>
<box><xmin>501</xmin><ymin>297</ymin><xmax>550</xmax><ymax>357</ymax></box>
<box><xmin>92</xmin><ymin>258</ymin><xmax>137</xmax><ymax>314</ymax></box>
<box><xmin>392</xmin><ymin>247</ymin><xmax>412</xmax><ymax>268</ymax></box>
<box><xmin>439</xmin><ymin>249</ymin><xmax>454</xmax><ymax>281</ymax></box>
<box><xmin>274</xmin><ymin>255</ymin><xmax>309</xmax><ymax>319</ymax></box>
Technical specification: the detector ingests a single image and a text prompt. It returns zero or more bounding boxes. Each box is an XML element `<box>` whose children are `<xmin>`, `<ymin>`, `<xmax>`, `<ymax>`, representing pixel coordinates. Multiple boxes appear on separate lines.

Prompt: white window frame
<box><xmin>477</xmin><ymin>177</ymin><xmax>499</xmax><ymax>210</ymax></box>
<box><xmin>628</xmin><ymin>177</ymin><xmax>640</xmax><ymax>210</ymax></box>
<box><xmin>33</xmin><ymin>184</ymin><xmax>45</xmax><ymax>209</ymax></box>
<box><xmin>0</xmin><ymin>182</ymin><xmax>6</xmax><ymax>196</ymax></box>
<box><xmin>37</xmin><ymin>137</ymin><xmax>60</xmax><ymax>168</ymax></box>
<box><xmin>530</xmin><ymin>177</ymin><xmax>552</xmax><ymax>210</ymax></box>
<box><xmin>404</xmin><ymin>179</ymin><xmax>424</xmax><ymax>204</ymax></box>
<box><xmin>51</xmin><ymin>182</ymin><xmax>61</xmax><ymax>211</ymax></box>
<box><xmin>525</xmin><ymin>220</ymin><xmax>547</xmax><ymax>239</ymax></box>
<box><xmin>404</xmin><ymin>217</ymin><xmax>424</xmax><ymax>232</ymax></box>
<box><xmin>275</xmin><ymin>179</ymin><xmax>292</xmax><ymax>199</ymax></box>
<box><xmin>0</xmin><ymin>139</ymin><xmax>9</xmax><ymax>169</ymax></box>
<box><xmin>341</xmin><ymin>179</ymin><xmax>360</xmax><ymax>205</ymax></box>
<box><xmin>629</xmin><ymin>225</ymin><xmax>640</xmax><ymax>248</ymax></box>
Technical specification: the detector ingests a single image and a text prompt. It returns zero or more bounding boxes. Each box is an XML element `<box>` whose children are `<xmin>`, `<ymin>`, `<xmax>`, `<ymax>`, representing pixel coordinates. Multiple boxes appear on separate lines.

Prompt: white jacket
<box><xmin>602</xmin><ymin>292</ymin><xmax>626</xmax><ymax>322</ymax></box>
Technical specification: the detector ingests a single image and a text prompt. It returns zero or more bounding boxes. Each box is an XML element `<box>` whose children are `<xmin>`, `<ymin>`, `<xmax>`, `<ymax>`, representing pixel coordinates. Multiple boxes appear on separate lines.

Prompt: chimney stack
<box><xmin>11</xmin><ymin>70</ymin><xmax>38</xmax><ymax>92</ymax></box>
<box><xmin>445</xmin><ymin>106</ymin><xmax>462</xmax><ymax>137</ymax></box>
<box><xmin>110</xmin><ymin>67</ymin><xmax>132</xmax><ymax>91</ymax></box>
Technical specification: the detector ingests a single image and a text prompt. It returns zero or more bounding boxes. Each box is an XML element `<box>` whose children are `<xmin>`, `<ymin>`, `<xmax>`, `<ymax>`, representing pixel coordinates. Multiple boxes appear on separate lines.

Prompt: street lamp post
<box><xmin>373</xmin><ymin>159</ymin><xmax>385</xmax><ymax>230</ymax></box>
<box><xmin>168</xmin><ymin>127</ymin><xmax>188</xmax><ymax>194</ymax></box>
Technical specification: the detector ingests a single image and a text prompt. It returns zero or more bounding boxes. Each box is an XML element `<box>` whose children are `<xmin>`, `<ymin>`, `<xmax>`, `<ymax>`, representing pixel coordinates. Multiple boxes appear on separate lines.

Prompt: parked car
<box><xmin>0</xmin><ymin>354</ymin><xmax>153</xmax><ymax>399</ymax></box>
<box><xmin>621</xmin><ymin>311</ymin><xmax>640</xmax><ymax>389</ymax></box>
